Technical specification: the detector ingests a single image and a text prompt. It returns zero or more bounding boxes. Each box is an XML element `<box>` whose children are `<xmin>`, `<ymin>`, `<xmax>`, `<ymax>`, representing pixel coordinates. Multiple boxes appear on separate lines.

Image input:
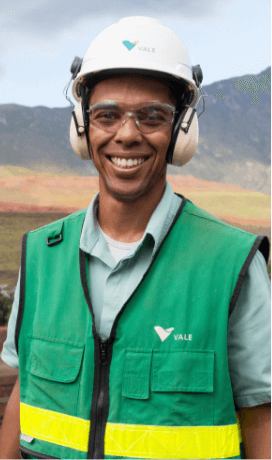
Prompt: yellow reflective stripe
<box><xmin>20</xmin><ymin>403</ymin><xmax>240</xmax><ymax>458</ymax></box>
<box><xmin>20</xmin><ymin>402</ymin><xmax>90</xmax><ymax>452</ymax></box>
<box><xmin>105</xmin><ymin>422</ymin><xmax>240</xmax><ymax>459</ymax></box>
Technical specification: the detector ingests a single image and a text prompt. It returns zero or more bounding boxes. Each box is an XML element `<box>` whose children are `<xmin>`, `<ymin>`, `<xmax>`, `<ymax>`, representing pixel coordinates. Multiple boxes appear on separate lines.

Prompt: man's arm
<box><xmin>0</xmin><ymin>376</ymin><xmax>20</xmax><ymax>459</ymax></box>
<box><xmin>239</xmin><ymin>402</ymin><xmax>271</xmax><ymax>459</ymax></box>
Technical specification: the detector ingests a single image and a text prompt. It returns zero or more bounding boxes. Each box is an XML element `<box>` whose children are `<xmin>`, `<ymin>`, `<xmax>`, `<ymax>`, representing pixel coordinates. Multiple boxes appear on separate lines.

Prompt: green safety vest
<box><xmin>16</xmin><ymin>197</ymin><xmax>269</xmax><ymax>460</ymax></box>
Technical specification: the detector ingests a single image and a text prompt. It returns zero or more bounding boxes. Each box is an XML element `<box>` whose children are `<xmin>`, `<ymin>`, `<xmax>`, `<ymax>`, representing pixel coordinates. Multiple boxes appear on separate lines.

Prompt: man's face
<box><xmin>88</xmin><ymin>75</ymin><xmax>175</xmax><ymax>202</ymax></box>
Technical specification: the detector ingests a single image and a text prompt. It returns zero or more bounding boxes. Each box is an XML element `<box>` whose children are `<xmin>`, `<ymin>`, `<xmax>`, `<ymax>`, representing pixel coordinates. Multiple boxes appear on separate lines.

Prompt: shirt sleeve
<box><xmin>1</xmin><ymin>269</ymin><xmax>20</xmax><ymax>368</ymax></box>
<box><xmin>227</xmin><ymin>249</ymin><xmax>271</xmax><ymax>408</ymax></box>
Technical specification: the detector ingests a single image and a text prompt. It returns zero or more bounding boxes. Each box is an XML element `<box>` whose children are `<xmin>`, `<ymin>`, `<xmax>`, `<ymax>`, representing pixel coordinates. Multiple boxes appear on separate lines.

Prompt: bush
<box><xmin>0</xmin><ymin>293</ymin><xmax>13</xmax><ymax>326</ymax></box>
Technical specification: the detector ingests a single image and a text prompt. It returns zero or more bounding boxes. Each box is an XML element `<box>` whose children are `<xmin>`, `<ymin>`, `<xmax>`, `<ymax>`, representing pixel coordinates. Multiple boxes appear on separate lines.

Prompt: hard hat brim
<box><xmin>73</xmin><ymin>66</ymin><xmax>198</xmax><ymax>106</ymax></box>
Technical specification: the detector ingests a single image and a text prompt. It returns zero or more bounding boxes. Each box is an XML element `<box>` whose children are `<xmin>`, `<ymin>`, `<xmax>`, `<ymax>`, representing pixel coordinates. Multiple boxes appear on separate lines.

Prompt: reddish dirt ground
<box><xmin>0</xmin><ymin>174</ymin><xmax>270</xmax><ymax>226</ymax></box>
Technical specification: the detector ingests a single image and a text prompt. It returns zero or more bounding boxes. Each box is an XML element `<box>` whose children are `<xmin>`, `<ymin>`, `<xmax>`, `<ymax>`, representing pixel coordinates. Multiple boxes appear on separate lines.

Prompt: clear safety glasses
<box><xmin>87</xmin><ymin>100</ymin><xmax>177</xmax><ymax>134</ymax></box>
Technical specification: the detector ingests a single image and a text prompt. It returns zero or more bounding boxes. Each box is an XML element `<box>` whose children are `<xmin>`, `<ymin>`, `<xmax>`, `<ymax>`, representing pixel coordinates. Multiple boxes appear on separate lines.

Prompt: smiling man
<box><xmin>87</xmin><ymin>75</ymin><xmax>178</xmax><ymax>241</ymax></box>
<box><xmin>0</xmin><ymin>16</ymin><xmax>271</xmax><ymax>460</ymax></box>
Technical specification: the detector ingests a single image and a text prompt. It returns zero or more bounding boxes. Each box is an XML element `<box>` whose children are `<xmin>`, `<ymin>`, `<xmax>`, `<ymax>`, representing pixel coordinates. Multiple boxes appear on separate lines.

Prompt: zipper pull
<box><xmin>100</xmin><ymin>340</ymin><xmax>108</xmax><ymax>365</ymax></box>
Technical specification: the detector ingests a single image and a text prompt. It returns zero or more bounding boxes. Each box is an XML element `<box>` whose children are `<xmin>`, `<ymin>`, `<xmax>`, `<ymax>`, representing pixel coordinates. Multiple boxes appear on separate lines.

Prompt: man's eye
<box><xmin>139</xmin><ymin>108</ymin><xmax>168</xmax><ymax>120</ymax></box>
<box><xmin>139</xmin><ymin>110</ymin><xmax>167</xmax><ymax>123</ymax></box>
<box><xmin>148</xmin><ymin>112</ymin><xmax>163</xmax><ymax>120</ymax></box>
<box><xmin>93</xmin><ymin>110</ymin><xmax>120</xmax><ymax>121</ymax></box>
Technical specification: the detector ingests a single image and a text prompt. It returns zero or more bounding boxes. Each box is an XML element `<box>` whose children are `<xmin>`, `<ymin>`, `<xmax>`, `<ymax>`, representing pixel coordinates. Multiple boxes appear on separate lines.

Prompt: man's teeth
<box><xmin>110</xmin><ymin>157</ymin><xmax>146</xmax><ymax>167</ymax></box>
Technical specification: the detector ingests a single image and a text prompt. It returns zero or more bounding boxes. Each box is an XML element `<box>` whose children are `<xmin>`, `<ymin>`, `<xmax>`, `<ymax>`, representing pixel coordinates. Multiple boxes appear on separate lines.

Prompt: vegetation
<box><xmin>0</xmin><ymin>212</ymin><xmax>70</xmax><ymax>290</ymax></box>
<box><xmin>0</xmin><ymin>212</ymin><xmax>270</xmax><ymax>326</ymax></box>
<box><xmin>0</xmin><ymin>293</ymin><xmax>13</xmax><ymax>326</ymax></box>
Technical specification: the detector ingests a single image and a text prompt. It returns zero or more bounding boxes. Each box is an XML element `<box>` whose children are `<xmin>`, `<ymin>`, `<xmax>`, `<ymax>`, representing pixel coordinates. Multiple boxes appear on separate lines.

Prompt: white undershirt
<box><xmin>99</xmin><ymin>227</ymin><xmax>141</xmax><ymax>263</ymax></box>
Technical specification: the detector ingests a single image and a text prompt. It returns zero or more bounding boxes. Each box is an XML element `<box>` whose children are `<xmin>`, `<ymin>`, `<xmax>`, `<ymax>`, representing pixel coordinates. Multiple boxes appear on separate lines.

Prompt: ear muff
<box><xmin>70</xmin><ymin>101</ymin><xmax>90</xmax><ymax>160</ymax></box>
<box><xmin>171</xmin><ymin>107</ymin><xmax>198</xmax><ymax>167</ymax></box>
<box><xmin>70</xmin><ymin>101</ymin><xmax>199</xmax><ymax>166</ymax></box>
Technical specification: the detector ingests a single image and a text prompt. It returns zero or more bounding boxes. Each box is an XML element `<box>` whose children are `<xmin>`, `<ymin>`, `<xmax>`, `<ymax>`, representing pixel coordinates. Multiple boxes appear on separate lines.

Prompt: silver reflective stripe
<box><xmin>21</xmin><ymin>433</ymin><xmax>35</xmax><ymax>443</ymax></box>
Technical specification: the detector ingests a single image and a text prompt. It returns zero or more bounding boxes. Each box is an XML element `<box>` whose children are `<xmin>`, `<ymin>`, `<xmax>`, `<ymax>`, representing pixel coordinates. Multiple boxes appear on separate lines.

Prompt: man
<box><xmin>0</xmin><ymin>16</ymin><xmax>270</xmax><ymax>460</ymax></box>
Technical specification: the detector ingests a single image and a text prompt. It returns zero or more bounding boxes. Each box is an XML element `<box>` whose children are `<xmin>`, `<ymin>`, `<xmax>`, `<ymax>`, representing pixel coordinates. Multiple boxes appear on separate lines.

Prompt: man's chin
<box><xmin>109</xmin><ymin>187</ymin><xmax>146</xmax><ymax>202</ymax></box>
<box><xmin>105</xmin><ymin>179</ymin><xmax>150</xmax><ymax>202</ymax></box>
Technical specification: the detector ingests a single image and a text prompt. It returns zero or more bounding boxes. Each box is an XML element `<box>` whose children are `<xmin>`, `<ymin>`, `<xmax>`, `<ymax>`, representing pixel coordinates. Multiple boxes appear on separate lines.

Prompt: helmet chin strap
<box><xmin>166</xmin><ymin>108</ymin><xmax>187</xmax><ymax>164</ymax></box>
<box><xmin>80</xmin><ymin>85</ymin><xmax>94</xmax><ymax>161</ymax></box>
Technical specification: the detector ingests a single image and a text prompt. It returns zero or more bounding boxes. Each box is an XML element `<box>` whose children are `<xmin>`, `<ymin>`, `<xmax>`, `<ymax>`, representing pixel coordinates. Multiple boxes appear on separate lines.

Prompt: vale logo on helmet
<box><xmin>122</xmin><ymin>41</ymin><xmax>155</xmax><ymax>53</ymax></box>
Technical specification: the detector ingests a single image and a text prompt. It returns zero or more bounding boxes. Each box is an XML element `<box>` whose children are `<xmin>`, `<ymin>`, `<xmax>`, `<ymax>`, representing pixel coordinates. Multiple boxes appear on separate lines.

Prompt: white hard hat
<box><xmin>72</xmin><ymin>16</ymin><xmax>199</xmax><ymax>106</ymax></box>
<box><xmin>69</xmin><ymin>16</ymin><xmax>203</xmax><ymax>166</ymax></box>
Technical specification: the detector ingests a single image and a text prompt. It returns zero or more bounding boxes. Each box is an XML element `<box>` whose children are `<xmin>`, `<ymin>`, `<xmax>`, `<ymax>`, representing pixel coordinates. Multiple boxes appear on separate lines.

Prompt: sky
<box><xmin>0</xmin><ymin>0</ymin><xmax>271</xmax><ymax>108</ymax></box>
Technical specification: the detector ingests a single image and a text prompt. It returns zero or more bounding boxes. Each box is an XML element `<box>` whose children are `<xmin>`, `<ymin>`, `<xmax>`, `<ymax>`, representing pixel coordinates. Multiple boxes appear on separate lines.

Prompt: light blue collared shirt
<box><xmin>2</xmin><ymin>181</ymin><xmax>271</xmax><ymax>407</ymax></box>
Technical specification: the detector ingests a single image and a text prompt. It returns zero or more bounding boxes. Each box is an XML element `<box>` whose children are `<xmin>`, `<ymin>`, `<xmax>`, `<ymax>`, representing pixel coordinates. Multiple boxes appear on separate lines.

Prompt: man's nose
<box><xmin>113</xmin><ymin>114</ymin><xmax>143</xmax><ymax>144</ymax></box>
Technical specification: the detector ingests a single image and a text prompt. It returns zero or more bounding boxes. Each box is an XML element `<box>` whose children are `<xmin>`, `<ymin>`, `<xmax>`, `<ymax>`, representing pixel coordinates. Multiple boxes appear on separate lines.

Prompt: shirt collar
<box><xmin>141</xmin><ymin>180</ymin><xmax>180</xmax><ymax>255</ymax></box>
<box><xmin>79</xmin><ymin>192</ymin><xmax>100</xmax><ymax>256</ymax></box>
<box><xmin>79</xmin><ymin>180</ymin><xmax>182</xmax><ymax>258</ymax></box>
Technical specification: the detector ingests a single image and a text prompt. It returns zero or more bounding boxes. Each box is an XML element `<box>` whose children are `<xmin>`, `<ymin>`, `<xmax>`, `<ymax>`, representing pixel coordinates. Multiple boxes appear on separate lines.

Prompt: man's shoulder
<box><xmin>180</xmin><ymin>199</ymin><xmax>270</xmax><ymax>263</ymax></box>
<box><xmin>27</xmin><ymin>208</ymin><xmax>88</xmax><ymax>237</ymax></box>
<box><xmin>183</xmin><ymin>199</ymin><xmax>255</xmax><ymax>239</ymax></box>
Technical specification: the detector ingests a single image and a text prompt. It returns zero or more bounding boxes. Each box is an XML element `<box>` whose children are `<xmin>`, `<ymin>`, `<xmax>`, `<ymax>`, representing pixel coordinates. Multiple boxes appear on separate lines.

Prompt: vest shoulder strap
<box><xmin>179</xmin><ymin>199</ymin><xmax>270</xmax><ymax>318</ymax></box>
<box><xmin>15</xmin><ymin>208</ymin><xmax>88</xmax><ymax>353</ymax></box>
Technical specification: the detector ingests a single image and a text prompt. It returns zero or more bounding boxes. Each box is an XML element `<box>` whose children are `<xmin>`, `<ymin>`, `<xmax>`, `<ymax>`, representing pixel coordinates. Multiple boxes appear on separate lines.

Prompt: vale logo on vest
<box><xmin>154</xmin><ymin>326</ymin><xmax>192</xmax><ymax>342</ymax></box>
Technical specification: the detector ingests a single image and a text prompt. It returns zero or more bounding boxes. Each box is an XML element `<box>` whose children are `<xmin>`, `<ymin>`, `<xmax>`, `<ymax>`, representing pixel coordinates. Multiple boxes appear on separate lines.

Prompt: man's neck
<box><xmin>97</xmin><ymin>183</ymin><xmax>166</xmax><ymax>243</ymax></box>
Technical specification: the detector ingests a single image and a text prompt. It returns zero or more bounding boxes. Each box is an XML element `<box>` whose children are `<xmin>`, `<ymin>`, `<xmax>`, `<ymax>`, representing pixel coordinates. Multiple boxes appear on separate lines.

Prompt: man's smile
<box><xmin>106</xmin><ymin>155</ymin><xmax>150</xmax><ymax>169</ymax></box>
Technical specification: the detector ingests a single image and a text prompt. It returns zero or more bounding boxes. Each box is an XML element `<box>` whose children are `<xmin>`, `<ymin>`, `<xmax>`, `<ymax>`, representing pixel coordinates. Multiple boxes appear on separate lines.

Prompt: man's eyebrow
<box><xmin>143</xmin><ymin>104</ymin><xmax>166</xmax><ymax>111</ymax></box>
<box><xmin>92</xmin><ymin>100</ymin><xmax>119</xmax><ymax>109</ymax></box>
<box><xmin>90</xmin><ymin>100</ymin><xmax>175</xmax><ymax>110</ymax></box>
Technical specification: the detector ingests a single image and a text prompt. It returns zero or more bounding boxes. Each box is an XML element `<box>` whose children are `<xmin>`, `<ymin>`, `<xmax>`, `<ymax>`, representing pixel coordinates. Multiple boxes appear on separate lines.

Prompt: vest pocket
<box><xmin>24</xmin><ymin>337</ymin><xmax>84</xmax><ymax>415</ymax></box>
<box><xmin>122</xmin><ymin>349</ymin><xmax>152</xmax><ymax>399</ymax></box>
<box><xmin>151</xmin><ymin>350</ymin><xmax>214</xmax><ymax>426</ymax></box>
<box><xmin>151</xmin><ymin>350</ymin><xmax>214</xmax><ymax>393</ymax></box>
<box><xmin>121</xmin><ymin>349</ymin><xmax>214</xmax><ymax>426</ymax></box>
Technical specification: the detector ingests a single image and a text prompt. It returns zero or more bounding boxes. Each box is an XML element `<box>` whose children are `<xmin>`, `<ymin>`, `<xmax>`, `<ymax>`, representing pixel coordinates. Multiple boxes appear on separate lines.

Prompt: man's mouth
<box><xmin>108</xmin><ymin>156</ymin><xmax>148</xmax><ymax>169</ymax></box>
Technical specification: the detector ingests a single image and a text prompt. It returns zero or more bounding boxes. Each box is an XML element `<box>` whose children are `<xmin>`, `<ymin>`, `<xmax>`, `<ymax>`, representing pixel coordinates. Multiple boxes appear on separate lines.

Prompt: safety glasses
<box><xmin>87</xmin><ymin>100</ymin><xmax>177</xmax><ymax>134</ymax></box>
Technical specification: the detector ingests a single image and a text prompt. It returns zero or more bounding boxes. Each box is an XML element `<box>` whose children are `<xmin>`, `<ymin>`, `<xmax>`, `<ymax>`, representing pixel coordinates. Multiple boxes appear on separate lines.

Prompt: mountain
<box><xmin>0</xmin><ymin>67</ymin><xmax>270</xmax><ymax>193</ymax></box>
<box><xmin>169</xmin><ymin>66</ymin><xmax>271</xmax><ymax>194</ymax></box>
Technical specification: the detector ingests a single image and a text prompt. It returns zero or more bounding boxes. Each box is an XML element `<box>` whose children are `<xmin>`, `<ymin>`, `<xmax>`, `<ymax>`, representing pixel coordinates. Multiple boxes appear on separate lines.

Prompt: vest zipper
<box><xmin>91</xmin><ymin>337</ymin><xmax>111</xmax><ymax>459</ymax></box>
<box><xmin>92</xmin><ymin>198</ymin><xmax>188</xmax><ymax>454</ymax></box>
<box><xmin>81</xmin><ymin>199</ymin><xmax>188</xmax><ymax>458</ymax></box>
